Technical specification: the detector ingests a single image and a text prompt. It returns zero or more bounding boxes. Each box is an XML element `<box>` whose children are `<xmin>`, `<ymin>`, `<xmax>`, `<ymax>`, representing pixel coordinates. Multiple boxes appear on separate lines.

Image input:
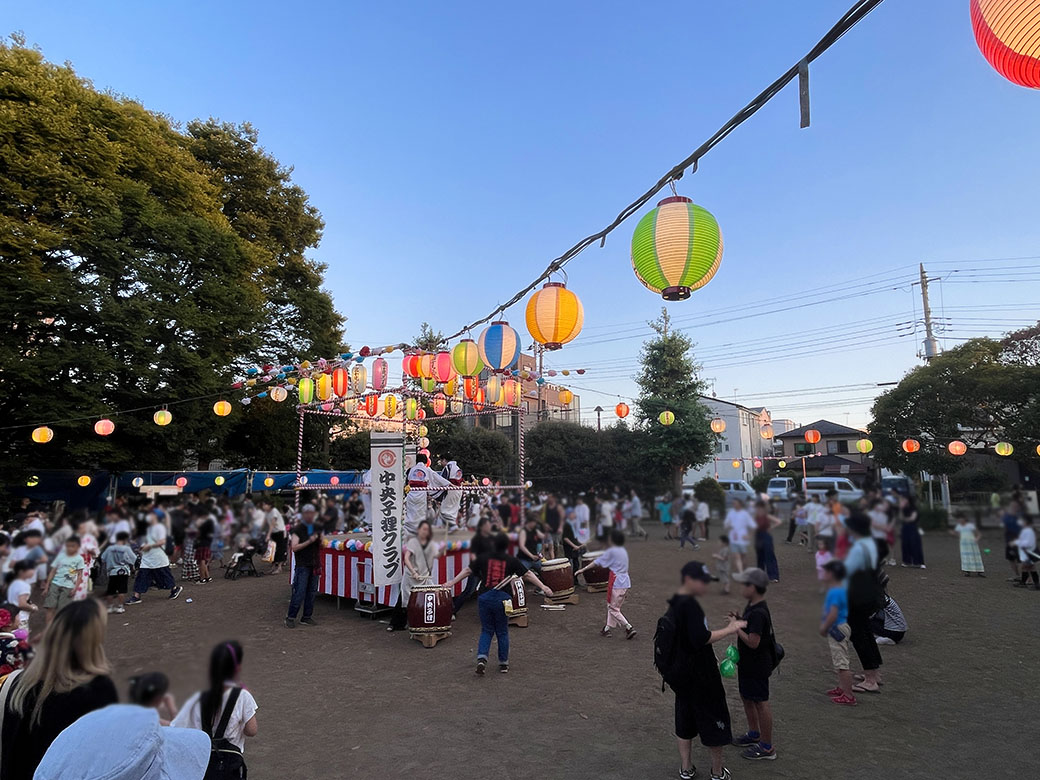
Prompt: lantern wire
<box><xmin>438</xmin><ymin>0</ymin><xmax>888</xmax><ymax>345</ymax></box>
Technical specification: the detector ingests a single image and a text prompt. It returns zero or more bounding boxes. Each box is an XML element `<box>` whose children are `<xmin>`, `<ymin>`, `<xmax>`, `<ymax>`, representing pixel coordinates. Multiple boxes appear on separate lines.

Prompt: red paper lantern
<box><xmin>331</xmin><ymin>367</ymin><xmax>349</xmax><ymax>396</ymax></box>
<box><xmin>615</xmin><ymin>402</ymin><xmax>630</xmax><ymax>418</ymax></box>
<box><xmin>472</xmin><ymin>387</ymin><xmax>486</xmax><ymax>411</ymax></box>
<box><xmin>948</xmin><ymin>440</ymin><xmax>968</xmax><ymax>456</ymax></box>
<box><xmin>804</xmin><ymin>429</ymin><xmax>821</xmax><ymax>444</ymax></box>
<box><xmin>175</xmin><ymin>476</ymin><xmax>188</xmax><ymax>488</ymax></box>
<box><xmin>463</xmin><ymin>376</ymin><xmax>480</xmax><ymax>400</ymax></box>
<box><xmin>432</xmin><ymin>392</ymin><xmax>447</xmax><ymax>416</ymax></box>
<box><xmin>433</xmin><ymin>351</ymin><xmax>456</xmax><ymax>384</ymax></box>
<box><xmin>403</xmin><ymin>354</ymin><xmax>421</xmax><ymax>379</ymax></box>
<box><xmin>753</xmin><ymin>458</ymin><xmax>763</xmax><ymax>469</ymax></box>
<box><xmin>94</xmin><ymin>418</ymin><xmax>115</xmax><ymax>436</ymax></box>
<box><xmin>971</xmin><ymin>0</ymin><xmax>1040</xmax><ymax>88</ymax></box>
<box><xmin>902</xmin><ymin>438</ymin><xmax>921</xmax><ymax>453</ymax></box>
<box><xmin>365</xmin><ymin>394</ymin><xmax>379</xmax><ymax>417</ymax></box>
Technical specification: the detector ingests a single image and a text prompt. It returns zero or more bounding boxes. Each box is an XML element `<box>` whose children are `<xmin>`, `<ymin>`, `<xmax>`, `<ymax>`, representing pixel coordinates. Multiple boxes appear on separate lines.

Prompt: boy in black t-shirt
<box><xmin>444</xmin><ymin>533</ymin><xmax>553</xmax><ymax>674</ymax></box>
<box><xmin>730</xmin><ymin>567</ymin><xmax>777</xmax><ymax>761</ymax></box>
<box><xmin>670</xmin><ymin>561</ymin><xmax>745</xmax><ymax>780</ymax></box>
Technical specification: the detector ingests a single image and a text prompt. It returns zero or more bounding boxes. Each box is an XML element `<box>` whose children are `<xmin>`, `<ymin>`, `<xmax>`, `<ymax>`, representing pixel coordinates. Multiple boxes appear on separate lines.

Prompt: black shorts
<box><xmin>674</xmin><ymin>692</ymin><xmax>732</xmax><ymax>747</ymax></box>
<box><xmin>1006</xmin><ymin>544</ymin><xmax>1019</xmax><ymax>562</ymax></box>
<box><xmin>105</xmin><ymin>574</ymin><xmax>129</xmax><ymax>596</ymax></box>
<box><xmin>737</xmin><ymin>674</ymin><xmax>770</xmax><ymax>702</ymax></box>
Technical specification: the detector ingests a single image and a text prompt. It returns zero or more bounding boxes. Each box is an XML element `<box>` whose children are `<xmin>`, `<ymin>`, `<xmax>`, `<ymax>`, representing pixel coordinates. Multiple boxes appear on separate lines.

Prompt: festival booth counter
<box><xmin>314</xmin><ymin>531</ymin><xmax>519</xmax><ymax>609</ymax></box>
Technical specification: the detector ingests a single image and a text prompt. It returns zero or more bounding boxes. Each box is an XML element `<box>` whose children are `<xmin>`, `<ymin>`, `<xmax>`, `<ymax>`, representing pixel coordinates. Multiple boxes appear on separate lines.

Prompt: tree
<box><xmin>634</xmin><ymin>309</ymin><xmax>716</xmax><ymax>494</ymax></box>
<box><xmin>425</xmin><ymin>419</ymin><xmax>515</xmax><ymax>482</ymax></box>
<box><xmin>0</xmin><ymin>40</ymin><xmax>343</xmax><ymax>481</ymax></box>
<box><xmin>869</xmin><ymin>338</ymin><xmax>1040</xmax><ymax>474</ymax></box>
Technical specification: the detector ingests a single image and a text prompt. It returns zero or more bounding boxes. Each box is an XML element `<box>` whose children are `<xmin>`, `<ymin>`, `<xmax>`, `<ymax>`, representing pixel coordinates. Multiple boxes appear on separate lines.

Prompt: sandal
<box><xmin>851</xmin><ymin>683</ymin><xmax>880</xmax><ymax>694</ymax></box>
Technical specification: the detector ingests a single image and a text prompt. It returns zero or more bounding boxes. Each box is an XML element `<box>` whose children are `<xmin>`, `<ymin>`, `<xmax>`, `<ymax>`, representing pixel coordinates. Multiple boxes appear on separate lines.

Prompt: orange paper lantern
<box><xmin>948</xmin><ymin>440</ymin><xmax>967</xmax><ymax>456</ymax></box>
<box><xmin>31</xmin><ymin>426</ymin><xmax>54</xmax><ymax>444</ymax></box>
<box><xmin>971</xmin><ymin>0</ymin><xmax>1040</xmax><ymax>88</ymax></box>
<box><xmin>616</xmin><ymin>402</ymin><xmax>630</xmax><ymax>418</ymax></box>
<box><xmin>804</xmin><ymin>429</ymin><xmax>821</xmax><ymax>444</ymax></box>
<box><xmin>213</xmin><ymin>400</ymin><xmax>232</xmax><ymax>417</ymax></box>
<box><xmin>902</xmin><ymin>438</ymin><xmax>921</xmax><ymax>453</ymax></box>
<box><xmin>94</xmin><ymin>418</ymin><xmax>115</xmax><ymax>436</ymax></box>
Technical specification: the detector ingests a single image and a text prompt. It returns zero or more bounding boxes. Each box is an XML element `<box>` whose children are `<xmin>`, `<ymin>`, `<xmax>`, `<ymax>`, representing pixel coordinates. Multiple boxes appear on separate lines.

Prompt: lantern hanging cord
<box><xmin>439</xmin><ymin>0</ymin><xmax>886</xmax><ymax>345</ymax></box>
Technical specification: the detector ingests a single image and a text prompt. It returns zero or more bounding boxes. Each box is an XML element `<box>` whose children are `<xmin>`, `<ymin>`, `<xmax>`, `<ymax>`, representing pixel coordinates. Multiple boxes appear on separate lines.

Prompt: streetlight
<box><xmin>594</xmin><ymin>406</ymin><xmax>604</xmax><ymax>431</ymax></box>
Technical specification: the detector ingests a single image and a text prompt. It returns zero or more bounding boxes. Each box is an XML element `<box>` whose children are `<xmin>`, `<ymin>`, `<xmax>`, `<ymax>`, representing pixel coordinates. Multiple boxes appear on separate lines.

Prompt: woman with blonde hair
<box><xmin>0</xmin><ymin>599</ymin><xmax>118</xmax><ymax>780</ymax></box>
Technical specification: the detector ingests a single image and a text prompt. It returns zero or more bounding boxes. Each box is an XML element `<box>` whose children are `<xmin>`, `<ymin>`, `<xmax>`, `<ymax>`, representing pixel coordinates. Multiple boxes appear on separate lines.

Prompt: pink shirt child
<box><xmin>815</xmin><ymin>549</ymin><xmax>834</xmax><ymax>580</ymax></box>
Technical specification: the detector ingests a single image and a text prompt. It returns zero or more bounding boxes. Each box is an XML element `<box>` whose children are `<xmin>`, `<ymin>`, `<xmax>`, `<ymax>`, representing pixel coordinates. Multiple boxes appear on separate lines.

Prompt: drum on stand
<box><xmin>581</xmin><ymin>550</ymin><xmax>610</xmax><ymax>586</ymax></box>
<box><xmin>498</xmin><ymin>574</ymin><xmax>528</xmax><ymax>618</ymax></box>
<box><xmin>406</xmin><ymin>585</ymin><xmax>453</xmax><ymax>634</ymax></box>
<box><xmin>538</xmin><ymin>558</ymin><xmax>575</xmax><ymax>598</ymax></box>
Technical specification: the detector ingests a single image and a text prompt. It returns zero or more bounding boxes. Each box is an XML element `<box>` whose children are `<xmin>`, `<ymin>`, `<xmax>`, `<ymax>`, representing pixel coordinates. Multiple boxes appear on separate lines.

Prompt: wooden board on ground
<box><xmin>410</xmin><ymin>630</ymin><xmax>451</xmax><ymax>648</ymax></box>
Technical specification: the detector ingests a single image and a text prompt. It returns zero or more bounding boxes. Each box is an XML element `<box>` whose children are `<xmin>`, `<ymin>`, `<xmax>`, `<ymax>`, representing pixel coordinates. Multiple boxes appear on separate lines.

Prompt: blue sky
<box><xmin>9</xmin><ymin>0</ymin><xmax>1040</xmax><ymax>427</ymax></box>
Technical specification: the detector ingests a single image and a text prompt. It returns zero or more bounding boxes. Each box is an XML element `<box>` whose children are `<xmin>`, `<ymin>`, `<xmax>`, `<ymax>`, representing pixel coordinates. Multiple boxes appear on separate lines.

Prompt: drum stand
<box><xmin>543</xmin><ymin>591</ymin><xmax>579</xmax><ymax>606</ymax></box>
<box><xmin>508</xmin><ymin>612</ymin><xmax>529</xmax><ymax>628</ymax></box>
<box><xmin>584</xmin><ymin>581</ymin><xmax>608</xmax><ymax>593</ymax></box>
<box><xmin>410</xmin><ymin>630</ymin><xmax>451</xmax><ymax>648</ymax></box>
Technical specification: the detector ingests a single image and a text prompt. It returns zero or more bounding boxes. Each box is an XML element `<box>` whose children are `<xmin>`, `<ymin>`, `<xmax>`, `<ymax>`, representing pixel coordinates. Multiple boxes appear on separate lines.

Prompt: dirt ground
<box><xmin>96</xmin><ymin>528</ymin><xmax>1036</xmax><ymax>779</ymax></box>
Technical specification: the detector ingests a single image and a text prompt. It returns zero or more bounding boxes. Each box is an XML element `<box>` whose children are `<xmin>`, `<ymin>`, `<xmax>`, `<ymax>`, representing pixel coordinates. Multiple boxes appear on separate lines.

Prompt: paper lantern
<box><xmin>77</xmin><ymin>475</ymin><xmax>91</xmax><ymax>487</ymax></box>
<box><xmin>970</xmin><ymin>0</ymin><xmax>1040</xmax><ymax>88</ymax></box>
<box><xmin>270</xmin><ymin>386</ymin><xmax>288</xmax><ymax>402</ymax></box>
<box><xmin>477</xmin><ymin>321</ymin><xmax>521</xmax><ymax>372</ymax></box>
<box><xmin>995</xmin><ymin>441</ymin><xmax>1014</xmax><ymax>456</ymax></box>
<box><xmin>94</xmin><ymin>418</ymin><xmax>115</xmax><ymax>436</ymax></box>
<box><xmin>351</xmin><ymin>364</ymin><xmax>368</xmax><ymax>392</ymax></box>
<box><xmin>472</xmin><ymin>387</ymin><xmax>486</xmax><ymax>411</ymax></box>
<box><xmin>463</xmin><ymin>376</ymin><xmax>480</xmax><ymax>400</ymax></box>
<box><xmin>417</xmin><ymin>408</ymin><xmax>426</xmax><ymax>420</ymax></box>
<box><xmin>31</xmin><ymin>425</ymin><xmax>54</xmax><ymax>444</ymax></box>
<box><xmin>405</xmin><ymin>398</ymin><xmax>419</xmax><ymax>420</ymax></box>
<box><xmin>213</xmin><ymin>400</ymin><xmax>232</xmax><ymax>417</ymax></box>
<box><xmin>759</xmin><ymin>424</ymin><xmax>774</xmax><ymax>440</ymax></box>
<box><xmin>403</xmin><ymin>354</ymin><xmax>422</xmax><ymax>379</ymax></box>
<box><xmin>131</xmin><ymin>476</ymin><xmax>144</xmax><ymax>488</ymax></box>
<box><xmin>778</xmin><ymin>460</ymin><xmax>787</xmax><ymax>469</ymax></box>
<box><xmin>710</xmin><ymin>417</ymin><xmax>726</xmax><ymax>433</ymax></box>
<box><xmin>330</xmin><ymin>476</ymin><xmax>340</xmax><ymax>486</ymax></box>
<box><xmin>316</xmin><ymin>374</ymin><xmax>334</xmax><ymax>401</ymax></box>
<box><xmin>451</xmin><ymin>339</ymin><xmax>484</xmax><ymax>377</ymax></box>
<box><xmin>417</xmin><ymin>424</ymin><xmax>429</xmax><ymax>437</ymax></box>
<box><xmin>432</xmin><ymin>393</ymin><xmax>447</xmax><ymax>416</ymax></box>
<box><xmin>418</xmin><ymin>353</ymin><xmax>435</xmax><ymax>380</ymax></box>
<box><xmin>630</xmin><ymin>196</ymin><xmax>723</xmax><ymax>300</ymax></box>
<box><xmin>450</xmin><ymin>395</ymin><xmax>464</xmax><ymax>414</ymax></box>
<box><xmin>659</xmin><ymin>410</ymin><xmax>675</xmax><ymax>426</ymax></box>
<box><xmin>504</xmin><ymin>379</ymin><xmax>522</xmax><ymax>406</ymax></box>
<box><xmin>804</xmin><ymin>429</ymin><xmax>821</xmax><ymax>444</ymax></box>
<box><xmin>297</xmin><ymin>378</ymin><xmax>315</xmax><ymax>405</ymax></box>
<box><xmin>153</xmin><ymin>409</ymin><xmax>173</xmax><ymax>427</ymax></box>
<box><xmin>342</xmin><ymin>397</ymin><xmax>358</xmax><ymax>415</ymax></box>
<box><xmin>902</xmin><ymin>438</ymin><xmax>921</xmax><ymax>454</ymax></box>
<box><xmin>525</xmin><ymin>282</ymin><xmax>584</xmax><ymax>349</ymax></box>
<box><xmin>214</xmin><ymin>476</ymin><xmax>225</xmax><ymax>486</ymax></box>
<box><xmin>26</xmin><ymin>475</ymin><xmax>39</xmax><ymax>487</ymax></box>
<box><xmin>753</xmin><ymin>458</ymin><xmax>763</xmax><ymax>468</ymax></box>
<box><xmin>444</xmin><ymin>377</ymin><xmax>457</xmax><ymax>397</ymax></box>
<box><xmin>371</xmin><ymin>358</ymin><xmax>389</xmax><ymax>391</ymax></box>
<box><xmin>364</xmin><ymin>394</ymin><xmax>379</xmax><ymax>417</ymax></box>
<box><xmin>559</xmin><ymin>389</ymin><xmax>574</xmax><ymax>406</ymax></box>
<box><xmin>486</xmin><ymin>375</ymin><xmax>502</xmax><ymax>401</ymax></box>
<box><xmin>332</xmin><ymin>367</ymin><xmax>349</xmax><ymax>396</ymax></box>
<box><xmin>1036</xmin><ymin>444</ymin><xmax>1040</xmax><ymax>457</ymax></box>
<box><xmin>616</xmin><ymin>402</ymin><xmax>630</xmax><ymax>419</ymax></box>
<box><xmin>948</xmin><ymin>440</ymin><xmax>968</xmax><ymax>456</ymax></box>
<box><xmin>383</xmin><ymin>395</ymin><xmax>398</xmax><ymax>418</ymax></box>
<box><xmin>731</xmin><ymin>459</ymin><xmax>741</xmax><ymax>469</ymax></box>
<box><xmin>855</xmin><ymin>438</ymin><xmax>873</xmax><ymax>454</ymax></box>
<box><xmin>264</xmin><ymin>476</ymin><xmax>275</xmax><ymax>488</ymax></box>
<box><xmin>433</xmin><ymin>351</ymin><xmax>456</xmax><ymax>384</ymax></box>
<box><xmin>420</xmin><ymin>377</ymin><xmax>437</xmax><ymax>393</ymax></box>
<box><xmin>418</xmin><ymin>436</ymin><xmax>431</xmax><ymax>449</ymax></box>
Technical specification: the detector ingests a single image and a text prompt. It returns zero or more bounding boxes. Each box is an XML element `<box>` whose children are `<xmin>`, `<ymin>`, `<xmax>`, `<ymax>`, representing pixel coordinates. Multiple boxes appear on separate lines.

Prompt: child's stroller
<box><xmin>225</xmin><ymin>539</ymin><xmax>263</xmax><ymax>580</ymax></box>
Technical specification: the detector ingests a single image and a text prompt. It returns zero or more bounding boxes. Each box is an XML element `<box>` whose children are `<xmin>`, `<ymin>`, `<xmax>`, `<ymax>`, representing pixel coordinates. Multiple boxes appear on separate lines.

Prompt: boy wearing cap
<box><xmin>730</xmin><ymin>567</ymin><xmax>777</xmax><ymax>761</ymax></box>
<box><xmin>669</xmin><ymin>561</ymin><xmax>746</xmax><ymax>780</ymax></box>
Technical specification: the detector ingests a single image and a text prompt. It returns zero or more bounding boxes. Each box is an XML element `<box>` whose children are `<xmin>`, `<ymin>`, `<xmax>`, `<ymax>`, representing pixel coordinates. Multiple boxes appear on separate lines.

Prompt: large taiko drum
<box><xmin>539</xmin><ymin>558</ymin><xmax>575</xmax><ymax>598</ymax></box>
<box><xmin>407</xmin><ymin>585</ymin><xmax>452</xmax><ymax>634</ymax></box>
<box><xmin>581</xmin><ymin>551</ymin><xmax>609</xmax><ymax>586</ymax></box>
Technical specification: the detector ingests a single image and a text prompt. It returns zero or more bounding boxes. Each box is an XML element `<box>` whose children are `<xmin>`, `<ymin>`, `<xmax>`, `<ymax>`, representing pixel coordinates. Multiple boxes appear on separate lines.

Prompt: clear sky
<box><xmin>8</xmin><ymin>1</ymin><xmax>1040</xmax><ymax>428</ymax></box>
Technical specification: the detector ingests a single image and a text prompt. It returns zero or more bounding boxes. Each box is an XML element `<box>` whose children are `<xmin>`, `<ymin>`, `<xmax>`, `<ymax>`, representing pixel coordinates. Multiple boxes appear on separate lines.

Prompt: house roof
<box><xmin>777</xmin><ymin>454</ymin><xmax>868</xmax><ymax>474</ymax></box>
<box><xmin>774</xmin><ymin>419</ymin><xmax>865</xmax><ymax>439</ymax></box>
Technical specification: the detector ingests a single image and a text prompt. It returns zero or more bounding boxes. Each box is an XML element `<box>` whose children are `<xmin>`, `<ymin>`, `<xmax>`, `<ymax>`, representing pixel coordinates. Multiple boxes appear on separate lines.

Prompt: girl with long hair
<box><xmin>172</xmin><ymin>640</ymin><xmax>258</xmax><ymax>760</ymax></box>
<box><xmin>0</xmin><ymin>599</ymin><xmax>117</xmax><ymax>780</ymax></box>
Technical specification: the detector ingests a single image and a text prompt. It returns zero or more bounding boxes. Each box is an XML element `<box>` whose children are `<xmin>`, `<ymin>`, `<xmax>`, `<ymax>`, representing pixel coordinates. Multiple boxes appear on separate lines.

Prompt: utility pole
<box><xmin>919</xmin><ymin>263</ymin><xmax>940</xmax><ymax>361</ymax></box>
<box><xmin>594</xmin><ymin>406</ymin><xmax>604</xmax><ymax>431</ymax></box>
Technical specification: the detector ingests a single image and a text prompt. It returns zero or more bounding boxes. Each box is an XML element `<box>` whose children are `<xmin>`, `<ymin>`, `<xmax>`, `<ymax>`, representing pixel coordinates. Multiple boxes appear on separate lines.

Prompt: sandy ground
<box><xmin>93</xmin><ymin>528</ymin><xmax>1036</xmax><ymax>779</ymax></box>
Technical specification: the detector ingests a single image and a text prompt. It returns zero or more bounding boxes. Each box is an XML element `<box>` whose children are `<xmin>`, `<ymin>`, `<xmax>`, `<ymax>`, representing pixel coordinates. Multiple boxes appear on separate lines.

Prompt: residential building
<box><xmin>774</xmin><ymin>419</ymin><xmax>870</xmax><ymax>481</ymax></box>
<box><xmin>683</xmin><ymin>397</ymin><xmax>777</xmax><ymax>487</ymax></box>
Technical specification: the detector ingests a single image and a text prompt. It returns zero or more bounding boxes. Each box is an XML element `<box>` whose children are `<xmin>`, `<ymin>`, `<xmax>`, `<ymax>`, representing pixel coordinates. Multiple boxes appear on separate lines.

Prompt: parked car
<box><xmin>802</xmin><ymin>477</ymin><xmax>864</xmax><ymax>504</ymax></box>
<box><xmin>766</xmin><ymin>478</ymin><xmax>796</xmax><ymax>501</ymax></box>
<box><xmin>715</xmin><ymin>479</ymin><xmax>757</xmax><ymax>506</ymax></box>
<box><xmin>881</xmin><ymin>475</ymin><xmax>914</xmax><ymax>499</ymax></box>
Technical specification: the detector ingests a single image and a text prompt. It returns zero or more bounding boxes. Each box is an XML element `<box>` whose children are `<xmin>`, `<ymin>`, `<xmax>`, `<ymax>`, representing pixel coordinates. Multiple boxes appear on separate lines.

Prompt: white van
<box><xmin>802</xmin><ymin>477</ymin><xmax>863</xmax><ymax>504</ymax></box>
<box><xmin>766</xmin><ymin>478</ymin><xmax>796</xmax><ymax>501</ymax></box>
<box><xmin>715</xmin><ymin>479</ymin><xmax>757</xmax><ymax>506</ymax></box>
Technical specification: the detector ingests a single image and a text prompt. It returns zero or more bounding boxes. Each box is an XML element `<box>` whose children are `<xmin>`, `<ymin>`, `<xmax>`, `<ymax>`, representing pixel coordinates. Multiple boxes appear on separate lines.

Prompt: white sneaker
<box><xmin>115</xmin><ymin>605</ymin><xmax>125</xmax><ymax>614</ymax></box>
<box><xmin>107</xmin><ymin>605</ymin><xmax>116</xmax><ymax>614</ymax></box>
<box><xmin>876</xmin><ymin>636</ymin><xmax>896</xmax><ymax>645</ymax></box>
<box><xmin>711</xmin><ymin>769</ymin><xmax>731</xmax><ymax>780</ymax></box>
<box><xmin>679</xmin><ymin>766</ymin><xmax>697</xmax><ymax>779</ymax></box>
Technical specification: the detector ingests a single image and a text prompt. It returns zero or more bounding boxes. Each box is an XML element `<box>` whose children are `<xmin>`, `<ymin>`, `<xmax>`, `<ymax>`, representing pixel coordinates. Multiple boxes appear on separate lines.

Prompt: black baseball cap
<box><xmin>680</xmin><ymin>561</ymin><xmax>715</xmax><ymax>583</ymax></box>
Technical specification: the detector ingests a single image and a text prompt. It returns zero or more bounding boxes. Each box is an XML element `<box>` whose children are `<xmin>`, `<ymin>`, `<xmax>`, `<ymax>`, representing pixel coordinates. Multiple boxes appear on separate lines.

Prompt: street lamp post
<box><xmin>594</xmin><ymin>405</ymin><xmax>603</xmax><ymax>431</ymax></box>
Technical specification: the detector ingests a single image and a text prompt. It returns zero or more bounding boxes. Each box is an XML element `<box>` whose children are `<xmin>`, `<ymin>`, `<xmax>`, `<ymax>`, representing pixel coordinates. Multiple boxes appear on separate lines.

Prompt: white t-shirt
<box><xmin>816</xmin><ymin>512</ymin><xmax>835</xmax><ymax>538</ymax></box>
<box><xmin>868</xmin><ymin>509</ymin><xmax>889</xmax><ymax>540</ymax></box>
<box><xmin>265</xmin><ymin>508</ymin><xmax>285</xmax><ymax>535</ymax></box>
<box><xmin>111</xmin><ymin>519</ymin><xmax>132</xmax><ymax>539</ymax></box>
<box><xmin>6</xmin><ymin>578</ymin><xmax>32</xmax><ymax>626</ymax></box>
<box><xmin>599</xmin><ymin>501</ymin><xmax>615</xmax><ymax>527</ymax></box>
<box><xmin>695</xmin><ymin>501</ymin><xmax>710</xmax><ymax>523</ymax></box>
<box><xmin>595</xmin><ymin>546</ymin><xmax>631</xmax><ymax>589</ymax></box>
<box><xmin>724</xmin><ymin>509</ymin><xmax>754</xmax><ymax>545</ymax></box>
<box><xmin>172</xmin><ymin>684</ymin><xmax>258</xmax><ymax>752</ymax></box>
<box><xmin>140</xmin><ymin>524</ymin><xmax>169</xmax><ymax>569</ymax></box>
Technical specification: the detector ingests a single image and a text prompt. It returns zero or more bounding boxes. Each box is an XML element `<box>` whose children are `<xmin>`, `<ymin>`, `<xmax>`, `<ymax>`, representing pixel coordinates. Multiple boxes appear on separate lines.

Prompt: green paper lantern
<box><xmin>631</xmin><ymin>196</ymin><xmax>723</xmax><ymax>301</ymax></box>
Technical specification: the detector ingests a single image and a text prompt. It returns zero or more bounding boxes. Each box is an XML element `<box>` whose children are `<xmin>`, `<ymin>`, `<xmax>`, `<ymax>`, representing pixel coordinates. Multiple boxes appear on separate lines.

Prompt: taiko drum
<box><xmin>406</xmin><ymin>585</ymin><xmax>453</xmax><ymax>634</ymax></box>
<box><xmin>539</xmin><ymin>558</ymin><xmax>575</xmax><ymax>598</ymax></box>
<box><xmin>580</xmin><ymin>551</ymin><xmax>610</xmax><ymax>586</ymax></box>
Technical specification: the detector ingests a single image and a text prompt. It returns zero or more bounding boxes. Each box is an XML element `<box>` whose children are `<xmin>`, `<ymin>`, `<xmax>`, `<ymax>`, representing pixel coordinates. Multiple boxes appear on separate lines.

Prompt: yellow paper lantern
<box><xmin>710</xmin><ymin>417</ymin><xmax>726</xmax><ymax>433</ymax></box>
<box><xmin>213</xmin><ymin>400</ymin><xmax>232</xmax><ymax>417</ymax></box>
<box><xmin>383</xmin><ymin>395</ymin><xmax>398</xmax><ymax>418</ymax></box>
<box><xmin>856</xmin><ymin>438</ymin><xmax>873</xmax><ymax>454</ymax></box>
<box><xmin>417</xmin><ymin>424</ymin><xmax>429</xmax><ymax>438</ymax></box>
<box><xmin>26</xmin><ymin>475</ymin><xmax>39</xmax><ymax>487</ymax></box>
<box><xmin>444</xmin><ymin>377</ymin><xmax>458</xmax><ymax>397</ymax></box>
<box><xmin>271</xmin><ymin>386</ymin><xmax>288</xmax><ymax>403</ymax></box>
<box><xmin>659</xmin><ymin>410</ymin><xmax>675</xmax><ymax>426</ymax></box>
<box><xmin>31</xmin><ymin>426</ymin><xmax>54</xmax><ymax>444</ymax></box>
<box><xmin>264</xmin><ymin>476</ymin><xmax>275</xmax><ymax>488</ymax></box>
<box><xmin>77</xmin><ymin>475</ymin><xmax>91</xmax><ymax>487</ymax></box>
<box><xmin>558</xmin><ymin>389</ymin><xmax>574</xmax><ymax>406</ymax></box>
<box><xmin>317</xmin><ymin>373</ymin><xmax>334</xmax><ymax>401</ymax></box>
<box><xmin>153</xmin><ymin>409</ymin><xmax>173</xmax><ymax>427</ymax></box>
<box><xmin>778</xmin><ymin>460</ymin><xmax>787</xmax><ymax>469</ymax></box>
<box><xmin>525</xmin><ymin>282</ymin><xmax>584</xmax><ymax>350</ymax></box>
<box><xmin>297</xmin><ymin>378</ymin><xmax>315</xmax><ymax>405</ymax></box>
<box><xmin>759</xmin><ymin>424</ymin><xmax>774</xmax><ymax>440</ymax></box>
<box><xmin>215</xmin><ymin>476</ymin><xmax>226</xmax><ymax>486</ymax></box>
<box><xmin>995</xmin><ymin>441</ymin><xmax>1014</xmax><ymax>456</ymax></box>
<box><xmin>731</xmin><ymin>459</ymin><xmax>741</xmax><ymax>469</ymax></box>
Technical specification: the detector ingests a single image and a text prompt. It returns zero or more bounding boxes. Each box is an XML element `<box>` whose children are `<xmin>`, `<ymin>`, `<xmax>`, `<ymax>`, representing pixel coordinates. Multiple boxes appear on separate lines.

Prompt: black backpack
<box><xmin>653</xmin><ymin>602</ymin><xmax>694</xmax><ymax>693</ymax></box>
<box><xmin>204</xmin><ymin>687</ymin><xmax>247</xmax><ymax>780</ymax></box>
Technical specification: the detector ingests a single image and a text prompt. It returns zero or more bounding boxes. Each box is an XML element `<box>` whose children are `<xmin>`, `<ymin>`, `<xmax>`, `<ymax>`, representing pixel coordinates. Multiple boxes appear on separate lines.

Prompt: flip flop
<box><xmin>852</xmin><ymin>684</ymin><xmax>880</xmax><ymax>694</ymax></box>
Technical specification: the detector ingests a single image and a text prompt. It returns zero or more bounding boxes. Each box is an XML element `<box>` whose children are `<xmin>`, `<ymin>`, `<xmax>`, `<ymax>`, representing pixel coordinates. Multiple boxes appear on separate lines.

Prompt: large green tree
<box><xmin>869</xmin><ymin>337</ymin><xmax>1040</xmax><ymax>474</ymax></box>
<box><xmin>634</xmin><ymin>309</ymin><xmax>715</xmax><ymax>494</ymax></box>
<box><xmin>0</xmin><ymin>40</ymin><xmax>342</xmax><ymax>480</ymax></box>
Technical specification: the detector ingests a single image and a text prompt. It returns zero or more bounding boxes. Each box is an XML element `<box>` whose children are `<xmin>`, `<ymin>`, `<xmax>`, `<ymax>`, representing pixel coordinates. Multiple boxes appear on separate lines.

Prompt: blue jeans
<box><xmin>287</xmin><ymin>564</ymin><xmax>319</xmax><ymax>620</ymax></box>
<box><xmin>134</xmin><ymin>566</ymin><xmax>175</xmax><ymax>594</ymax></box>
<box><xmin>755</xmin><ymin>529</ymin><xmax>780</xmax><ymax>581</ymax></box>
<box><xmin>476</xmin><ymin>590</ymin><xmax>510</xmax><ymax>663</ymax></box>
<box><xmin>452</xmin><ymin>575</ymin><xmax>479</xmax><ymax>614</ymax></box>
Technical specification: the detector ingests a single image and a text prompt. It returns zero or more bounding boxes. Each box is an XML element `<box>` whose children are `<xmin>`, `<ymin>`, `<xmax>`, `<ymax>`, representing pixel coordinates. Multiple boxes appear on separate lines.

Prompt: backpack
<box><xmin>204</xmin><ymin>687</ymin><xmax>247</xmax><ymax>780</ymax></box>
<box><xmin>767</xmin><ymin>611</ymin><xmax>785</xmax><ymax>671</ymax></box>
<box><xmin>653</xmin><ymin>602</ymin><xmax>694</xmax><ymax>693</ymax></box>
